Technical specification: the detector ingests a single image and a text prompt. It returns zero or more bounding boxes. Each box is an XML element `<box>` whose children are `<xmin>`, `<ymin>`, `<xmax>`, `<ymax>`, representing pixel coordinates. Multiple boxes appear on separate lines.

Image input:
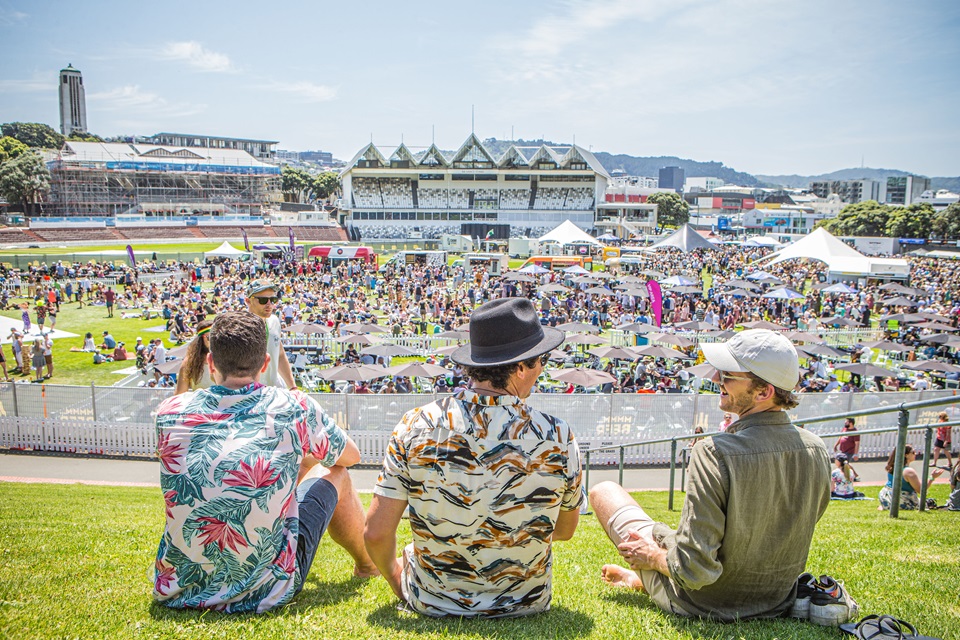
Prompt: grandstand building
<box><xmin>47</xmin><ymin>140</ymin><xmax>282</xmax><ymax>218</ymax></box>
<box><xmin>339</xmin><ymin>134</ymin><xmax>609</xmax><ymax>240</ymax></box>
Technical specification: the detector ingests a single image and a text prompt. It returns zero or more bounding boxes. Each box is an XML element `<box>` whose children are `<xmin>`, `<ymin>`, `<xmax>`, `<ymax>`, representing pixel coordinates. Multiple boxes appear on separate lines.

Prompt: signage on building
<box><xmin>717</xmin><ymin>217</ymin><xmax>730</xmax><ymax>230</ymax></box>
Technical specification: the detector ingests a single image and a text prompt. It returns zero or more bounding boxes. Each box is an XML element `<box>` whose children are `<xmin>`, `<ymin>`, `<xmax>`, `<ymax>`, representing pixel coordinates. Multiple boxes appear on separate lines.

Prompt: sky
<box><xmin>2</xmin><ymin>0</ymin><xmax>959</xmax><ymax>177</ymax></box>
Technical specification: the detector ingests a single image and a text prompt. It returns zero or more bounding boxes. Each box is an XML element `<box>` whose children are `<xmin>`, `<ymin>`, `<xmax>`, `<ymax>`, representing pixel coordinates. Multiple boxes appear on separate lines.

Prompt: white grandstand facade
<box><xmin>340</xmin><ymin>134</ymin><xmax>610</xmax><ymax>240</ymax></box>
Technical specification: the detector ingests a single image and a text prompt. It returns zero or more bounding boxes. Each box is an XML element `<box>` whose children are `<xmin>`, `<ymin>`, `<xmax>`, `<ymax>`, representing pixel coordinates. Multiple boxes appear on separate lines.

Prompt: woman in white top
<box><xmin>175</xmin><ymin>320</ymin><xmax>213</xmax><ymax>395</ymax></box>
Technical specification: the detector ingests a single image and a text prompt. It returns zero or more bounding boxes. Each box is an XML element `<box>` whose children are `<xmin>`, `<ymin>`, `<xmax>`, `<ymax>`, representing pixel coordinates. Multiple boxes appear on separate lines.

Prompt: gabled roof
<box><xmin>648</xmin><ymin>224</ymin><xmax>718</xmax><ymax>253</ymax></box>
<box><xmin>345</xmin><ymin>143</ymin><xmax>386</xmax><ymax>169</ymax></box>
<box><xmin>417</xmin><ymin>144</ymin><xmax>450</xmax><ymax>167</ymax></box>
<box><xmin>563</xmin><ymin>145</ymin><xmax>610</xmax><ymax>179</ymax></box>
<box><xmin>758</xmin><ymin>227</ymin><xmax>865</xmax><ymax>269</ymax></box>
<box><xmin>450</xmin><ymin>133</ymin><xmax>496</xmax><ymax>166</ymax></box>
<box><xmin>137</xmin><ymin>147</ymin><xmax>205</xmax><ymax>159</ymax></box>
<box><xmin>528</xmin><ymin>144</ymin><xmax>563</xmax><ymax>168</ymax></box>
<box><xmin>497</xmin><ymin>145</ymin><xmax>530</xmax><ymax>169</ymax></box>
<box><xmin>388</xmin><ymin>143</ymin><xmax>417</xmax><ymax>165</ymax></box>
<box><xmin>538</xmin><ymin>220</ymin><xmax>603</xmax><ymax>246</ymax></box>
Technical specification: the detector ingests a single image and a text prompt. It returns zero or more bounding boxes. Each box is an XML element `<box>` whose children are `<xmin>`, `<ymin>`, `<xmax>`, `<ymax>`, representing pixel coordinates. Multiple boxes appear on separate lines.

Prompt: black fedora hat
<box><xmin>452</xmin><ymin>298</ymin><xmax>564</xmax><ymax>367</ymax></box>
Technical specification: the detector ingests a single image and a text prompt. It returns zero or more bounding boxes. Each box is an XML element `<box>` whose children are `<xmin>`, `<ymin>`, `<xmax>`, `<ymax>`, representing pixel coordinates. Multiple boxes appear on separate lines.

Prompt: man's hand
<box><xmin>617</xmin><ymin>529</ymin><xmax>670</xmax><ymax>577</ymax></box>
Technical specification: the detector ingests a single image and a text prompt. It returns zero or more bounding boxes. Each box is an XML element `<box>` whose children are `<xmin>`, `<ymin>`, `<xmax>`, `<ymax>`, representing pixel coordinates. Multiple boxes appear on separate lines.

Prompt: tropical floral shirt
<box><xmin>153</xmin><ymin>382</ymin><xmax>347</xmax><ymax>613</ymax></box>
<box><xmin>375</xmin><ymin>390</ymin><xmax>583</xmax><ymax>618</ymax></box>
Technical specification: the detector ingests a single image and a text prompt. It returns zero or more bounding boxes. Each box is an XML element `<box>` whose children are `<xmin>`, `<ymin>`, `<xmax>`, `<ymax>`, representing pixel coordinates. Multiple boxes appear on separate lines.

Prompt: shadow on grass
<box><xmin>366</xmin><ymin>602</ymin><xmax>594</xmax><ymax>638</ymax></box>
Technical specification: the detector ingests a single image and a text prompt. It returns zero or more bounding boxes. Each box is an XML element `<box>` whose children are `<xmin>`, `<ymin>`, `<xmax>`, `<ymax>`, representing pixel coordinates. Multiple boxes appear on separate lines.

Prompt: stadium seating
<box><xmin>499</xmin><ymin>189</ymin><xmax>531</xmax><ymax>210</ymax></box>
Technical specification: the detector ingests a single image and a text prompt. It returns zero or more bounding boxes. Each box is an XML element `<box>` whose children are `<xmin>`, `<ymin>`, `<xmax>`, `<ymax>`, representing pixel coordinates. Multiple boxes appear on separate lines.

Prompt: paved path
<box><xmin>0</xmin><ymin>452</ymin><xmax>897</xmax><ymax>492</ymax></box>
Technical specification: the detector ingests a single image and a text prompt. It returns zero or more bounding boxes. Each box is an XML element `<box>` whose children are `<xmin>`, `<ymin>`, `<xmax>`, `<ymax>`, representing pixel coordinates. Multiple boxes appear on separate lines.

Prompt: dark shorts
<box><xmin>935</xmin><ymin>438</ymin><xmax>951</xmax><ymax>449</ymax></box>
<box><xmin>294</xmin><ymin>476</ymin><xmax>339</xmax><ymax>591</ymax></box>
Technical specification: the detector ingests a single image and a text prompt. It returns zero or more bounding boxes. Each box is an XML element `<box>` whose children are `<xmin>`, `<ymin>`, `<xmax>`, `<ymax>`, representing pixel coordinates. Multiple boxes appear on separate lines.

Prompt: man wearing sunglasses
<box><xmin>590</xmin><ymin>329</ymin><xmax>832</xmax><ymax>623</ymax></box>
<box><xmin>364</xmin><ymin>297</ymin><xmax>583</xmax><ymax>618</ymax></box>
<box><xmin>245</xmin><ymin>280</ymin><xmax>296</xmax><ymax>389</ymax></box>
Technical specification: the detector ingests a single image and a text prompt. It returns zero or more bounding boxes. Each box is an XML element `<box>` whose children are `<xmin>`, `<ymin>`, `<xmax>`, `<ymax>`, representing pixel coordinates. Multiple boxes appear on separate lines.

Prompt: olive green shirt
<box><xmin>650</xmin><ymin>410</ymin><xmax>831</xmax><ymax>621</ymax></box>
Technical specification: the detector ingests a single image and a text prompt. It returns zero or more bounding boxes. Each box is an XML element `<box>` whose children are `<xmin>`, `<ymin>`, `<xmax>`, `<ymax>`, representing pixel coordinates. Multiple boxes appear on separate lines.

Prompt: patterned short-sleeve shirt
<box><xmin>375</xmin><ymin>390</ymin><xmax>583</xmax><ymax>618</ymax></box>
<box><xmin>153</xmin><ymin>382</ymin><xmax>347</xmax><ymax>613</ymax></box>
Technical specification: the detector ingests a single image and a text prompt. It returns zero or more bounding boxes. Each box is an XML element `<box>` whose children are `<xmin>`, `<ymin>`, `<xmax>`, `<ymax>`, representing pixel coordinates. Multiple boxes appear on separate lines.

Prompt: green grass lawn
<box><xmin>0</xmin><ymin>482</ymin><xmax>956</xmax><ymax>640</ymax></box>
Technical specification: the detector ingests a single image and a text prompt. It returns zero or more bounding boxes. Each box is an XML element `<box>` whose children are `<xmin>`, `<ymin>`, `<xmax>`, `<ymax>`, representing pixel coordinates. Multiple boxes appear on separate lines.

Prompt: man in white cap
<box><xmin>590</xmin><ymin>330</ymin><xmax>836</xmax><ymax>623</ymax></box>
<box><xmin>245</xmin><ymin>279</ymin><xmax>295</xmax><ymax>389</ymax></box>
<box><xmin>364</xmin><ymin>297</ymin><xmax>583</xmax><ymax>618</ymax></box>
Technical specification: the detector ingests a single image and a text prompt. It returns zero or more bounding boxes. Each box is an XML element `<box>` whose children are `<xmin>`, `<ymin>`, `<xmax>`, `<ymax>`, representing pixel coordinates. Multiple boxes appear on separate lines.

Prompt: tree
<box><xmin>647</xmin><ymin>191</ymin><xmax>689</xmax><ymax>230</ymax></box>
<box><xmin>932</xmin><ymin>203</ymin><xmax>960</xmax><ymax>240</ymax></box>
<box><xmin>818</xmin><ymin>200</ymin><xmax>892</xmax><ymax>237</ymax></box>
<box><xmin>0</xmin><ymin>136</ymin><xmax>29</xmax><ymax>164</ymax></box>
<box><xmin>885</xmin><ymin>203</ymin><xmax>934</xmax><ymax>239</ymax></box>
<box><xmin>281</xmin><ymin>166</ymin><xmax>313</xmax><ymax>203</ymax></box>
<box><xmin>0</xmin><ymin>151</ymin><xmax>51</xmax><ymax>211</ymax></box>
<box><xmin>313</xmin><ymin>172</ymin><xmax>340</xmax><ymax>200</ymax></box>
<box><xmin>66</xmin><ymin>131</ymin><xmax>104</xmax><ymax>142</ymax></box>
<box><xmin>1</xmin><ymin>122</ymin><xmax>64</xmax><ymax>150</ymax></box>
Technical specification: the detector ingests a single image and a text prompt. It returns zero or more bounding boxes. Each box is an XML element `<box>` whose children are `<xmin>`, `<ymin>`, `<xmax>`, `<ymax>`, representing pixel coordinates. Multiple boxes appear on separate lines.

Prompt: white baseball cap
<box><xmin>700</xmin><ymin>329</ymin><xmax>799</xmax><ymax>391</ymax></box>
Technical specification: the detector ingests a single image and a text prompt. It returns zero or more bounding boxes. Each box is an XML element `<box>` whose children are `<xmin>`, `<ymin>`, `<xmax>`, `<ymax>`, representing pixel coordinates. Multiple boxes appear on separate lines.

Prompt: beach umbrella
<box><xmin>616</xmin><ymin>322</ymin><xmax>661</xmax><ymax>333</ymax></box>
<box><xmin>287</xmin><ymin>322</ymin><xmax>332</xmax><ymax>335</ymax></box>
<box><xmin>518</xmin><ymin>264</ymin><xmax>550</xmax><ymax>274</ymax></box>
<box><xmin>556</xmin><ymin>321</ymin><xmax>601</xmax><ymax>333</ymax></box>
<box><xmin>762</xmin><ymin>287</ymin><xmax>805</xmax><ymax>300</ymax></box>
<box><xmin>383</xmin><ymin>362</ymin><xmax>450</xmax><ymax>378</ymax></box>
<box><xmin>860</xmin><ymin>340</ymin><xmax>914</xmax><ymax>353</ymax></box>
<box><xmin>360</xmin><ymin>344</ymin><xmax>419</xmax><ymax>357</ymax></box>
<box><xmin>341</xmin><ymin>322</ymin><xmax>388</xmax><ymax>334</ymax></box>
<box><xmin>549</xmin><ymin>368</ymin><xmax>617</xmax><ymax>386</ymax></box>
<box><xmin>636</xmin><ymin>344</ymin><xmax>694</xmax><ymax>360</ymax></box>
<box><xmin>649</xmin><ymin>332</ymin><xmax>696</xmax><ymax>348</ymax></box>
<box><xmin>834</xmin><ymin>363</ymin><xmax>898</xmax><ymax>378</ymax></box>
<box><xmin>539</xmin><ymin>283</ymin><xmax>569</xmax><ymax>293</ymax></box>
<box><xmin>317</xmin><ymin>363</ymin><xmax>388</xmax><ymax>381</ymax></box>
<box><xmin>588</xmin><ymin>346</ymin><xmax>639</xmax><ymax>360</ymax></box>
<box><xmin>785</xmin><ymin>331</ymin><xmax>826</xmax><ymax>344</ymax></box>
<box><xmin>675</xmin><ymin>320</ymin><xmax>716</xmax><ymax>332</ymax></box>
<box><xmin>334</xmin><ymin>333</ymin><xmax>380</xmax><ymax>345</ymax></box>
<box><xmin>563</xmin><ymin>333</ymin><xmax>606</xmax><ymax>346</ymax></box>
<box><xmin>822</xmin><ymin>283</ymin><xmax>857</xmax><ymax>294</ymax></box>
<box><xmin>503</xmin><ymin>272</ymin><xmax>535</xmax><ymax>283</ymax></box>
<box><xmin>741</xmin><ymin>320</ymin><xmax>787</xmax><ymax>330</ymax></box>
<box><xmin>563</xmin><ymin>265</ymin><xmax>591</xmax><ymax>275</ymax></box>
<box><xmin>660</xmin><ymin>275</ymin><xmax>697</xmax><ymax>286</ymax></box>
<box><xmin>584</xmin><ymin>286</ymin><xmax>615</xmax><ymax>296</ymax></box>
<box><xmin>795</xmin><ymin>344</ymin><xmax>847</xmax><ymax>359</ymax></box>
<box><xmin>880</xmin><ymin>296</ymin><xmax>917</xmax><ymax>307</ymax></box>
<box><xmin>820</xmin><ymin>316</ymin><xmax>860</xmax><ymax>327</ymax></box>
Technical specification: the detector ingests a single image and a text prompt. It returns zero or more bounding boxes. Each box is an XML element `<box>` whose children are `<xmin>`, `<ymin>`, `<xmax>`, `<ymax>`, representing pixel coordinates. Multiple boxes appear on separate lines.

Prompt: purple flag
<box><xmin>288</xmin><ymin>226</ymin><xmax>295</xmax><ymax>251</ymax></box>
<box><xmin>241</xmin><ymin>228</ymin><xmax>250</xmax><ymax>252</ymax></box>
<box><xmin>125</xmin><ymin>245</ymin><xmax>137</xmax><ymax>269</ymax></box>
<box><xmin>646</xmin><ymin>279</ymin><xmax>663</xmax><ymax>327</ymax></box>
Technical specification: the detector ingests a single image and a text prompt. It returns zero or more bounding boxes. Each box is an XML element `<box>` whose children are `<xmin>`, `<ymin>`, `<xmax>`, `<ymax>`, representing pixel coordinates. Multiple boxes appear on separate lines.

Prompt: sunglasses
<box><xmin>253</xmin><ymin>296</ymin><xmax>279</xmax><ymax>305</ymax></box>
<box><xmin>538</xmin><ymin>352</ymin><xmax>551</xmax><ymax>366</ymax></box>
<box><xmin>718</xmin><ymin>371</ymin><xmax>752</xmax><ymax>385</ymax></box>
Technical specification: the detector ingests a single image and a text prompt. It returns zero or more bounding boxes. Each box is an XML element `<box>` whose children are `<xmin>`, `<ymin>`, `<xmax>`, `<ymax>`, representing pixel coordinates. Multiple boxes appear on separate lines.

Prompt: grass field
<box><xmin>0</xmin><ymin>482</ymin><xmax>956</xmax><ymax>640</ymax></box>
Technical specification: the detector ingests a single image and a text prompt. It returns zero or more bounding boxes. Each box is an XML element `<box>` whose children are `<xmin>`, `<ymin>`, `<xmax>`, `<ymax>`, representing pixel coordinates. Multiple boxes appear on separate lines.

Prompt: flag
<box><xmin>646</xmin><ymin>279</ymin><xmax>663</xmax><ymax>327</ymax></box>
<box><xmin>125</xmin><ymin>245</ymin><xmax>137</xmax><ymax>269</ymax></box>
<box><xmin>241</xmin><ymin>228</ymin><xmax>250</xmax><ymax>252</ymax></box>
<box><xmin>288</xmin><ymin>226</ymin><xmax>295</xmax><ymax>251</ymax></box>
<box><xmin>486</xmin><ymin>229</ymin><xmax>495</xmax><ymax>239</ymax></box>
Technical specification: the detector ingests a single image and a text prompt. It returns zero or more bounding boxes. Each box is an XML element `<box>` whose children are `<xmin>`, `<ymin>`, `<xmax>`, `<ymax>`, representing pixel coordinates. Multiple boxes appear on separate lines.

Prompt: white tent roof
<box><xmin>647</xmin><ymin>224</ymin><xmax>717</xmax><ymax>253</ymax></box>
<box><xmin>204</xmin><ymin>241</ymin><xmax>249</xmax><ymax>259</ymax></box>
<box><xmin>538</xmin><ymin>220</ymin><xmax>602</xmax><ymax>246</ymax></box>
<box><xmin>758</xmin><ymin>227</ymin><xmax>908</xmax><ymax>276</ymax></box>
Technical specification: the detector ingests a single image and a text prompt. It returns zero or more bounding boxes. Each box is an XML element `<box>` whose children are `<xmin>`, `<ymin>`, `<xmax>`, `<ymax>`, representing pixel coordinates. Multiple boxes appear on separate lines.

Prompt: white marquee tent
<box><xmin>538</xmin><ymin>220</ymin><xmax>603</xmax><ymax>247</ymax></box>
<box><xmin>204</xmin><ymin>242</ymin><xmax>249</xmax><ymax>260</ymax></box>
<box><xmin>647</xmin><ymin>224</ymin><xmax>717</xmax><ymax>253</ymax></box>
<box><xmin>757</xmin><ymin>228</ymin><xmax>909</xmax><ymax>280</ymax></box>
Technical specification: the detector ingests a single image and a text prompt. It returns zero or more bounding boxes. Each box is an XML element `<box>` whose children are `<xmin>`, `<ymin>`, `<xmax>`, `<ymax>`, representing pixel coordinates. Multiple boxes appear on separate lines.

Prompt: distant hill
<box><xmin>757</xmin><ymin>169</ymin><xmax>959</xmax><ymax>193</ymax></box>
<box><xmin>592</xmin><ymin>153</ymin><xmax>762</xmax><ymax>187</ymax></box>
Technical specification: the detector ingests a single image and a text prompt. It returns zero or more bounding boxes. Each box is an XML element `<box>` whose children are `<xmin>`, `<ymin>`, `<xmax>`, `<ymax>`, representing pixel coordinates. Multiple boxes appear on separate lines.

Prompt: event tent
<box><xmin>647</xmin><ymin>224</ymin><xmax>717</xmax><ymax>253</ymax></box>
<box><xmin>204</xmin><ymin>241</ymin><xmax>249</xmax><ymax>260</ymax></box>
<box><xmin>538</xmin><ymin>220</ymin><xmax>602</xmax><ymax>247</ymax></box>
<box><xmin>756</xmin><ymin>228</ymin><xmax>909</xmax><ymax>280</ymax></box>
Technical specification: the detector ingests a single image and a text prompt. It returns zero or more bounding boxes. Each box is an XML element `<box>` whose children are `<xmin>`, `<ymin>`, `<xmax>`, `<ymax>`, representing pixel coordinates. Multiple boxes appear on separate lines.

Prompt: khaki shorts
<box><xmin>605</xmin><ymin>505</ymin><xmax>691</xmax><ymax>617</ymax></box>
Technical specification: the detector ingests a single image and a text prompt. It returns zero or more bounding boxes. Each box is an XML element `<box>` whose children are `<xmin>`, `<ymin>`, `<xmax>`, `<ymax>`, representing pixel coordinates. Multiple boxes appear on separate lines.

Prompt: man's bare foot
<box><xmin>354</xmin><ymin>564</ymin><xmax>381</xmax><ymax>579</ymax></box>
<box><xmin>601</xmin><ymin>564</ymin><xmax>645</xmax><ymax>592</ymax></box>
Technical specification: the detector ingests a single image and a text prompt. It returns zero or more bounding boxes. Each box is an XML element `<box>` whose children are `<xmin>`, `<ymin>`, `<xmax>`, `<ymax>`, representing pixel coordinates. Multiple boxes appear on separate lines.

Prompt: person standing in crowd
<box><xmin>932</xmin><ymin>411</ymin><xmax>953</xmax><ymax>470</ymax></box>
<box><xmin>42</xmin><ymin>332</ymin><xmax>53</xmax><ymax>380</ymax></box>
<box><xmin>10</xmin><ymin>330</ymin><xmax>24</xmax><ymax>375</ymax></box>
<box><xmin>245</xmin><ymin>280</ymin><xmax>295</xmax><ymax>389</ymax></box>
<box><xmin>718</xmin><ymin>413</ymin><xmax>734</xmax><ymax>432</ymax></box>
<box><xmin>0</xmin><ymin>340</ymin><xmax>10</xmax><ymax>382</ymax></box>
<box><xmin>833</xmin><ymin>417</ymin><xmax>861</xmax><ymax>479</ymax></box>
<box><xmin>29</xmin><ymin>338</ymin><xmax>45</xmax><ymax>383</ymax></box>
<box><xmin>590</xmin><ymin>330</ymin><xmax>835</xmax><ymax>622</ymax></box>
<box><xmin>153</xmin><ymin>311</ymin><xmax>378</xmax><ymax>613</ymax></box>
<box><xmin>364</xmin><ymin>298</ymin><xmax>581</xmax><ymax>618</ymax></box>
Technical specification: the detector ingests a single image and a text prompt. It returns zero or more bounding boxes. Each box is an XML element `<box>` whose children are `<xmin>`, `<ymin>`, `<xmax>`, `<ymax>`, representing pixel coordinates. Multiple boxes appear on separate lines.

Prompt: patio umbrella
<box><xmin>822</xmin><ymin>283</ymin><xmax>857</xmax><ymax>294</ymax></box>
<box><xmin>334</xmin><ymin>333</ymin><xmax>380</xmax><ymax>345</ymax></box>
<box><xmin>616</xmin><ymin>322</ymin><xmax>661</xmax><ymax>333</ymax></box>
<box><xmin>902</xmin><ymin>360</ymin><xmax>960</xmax><ymax>374</ymax></box>
<box><xmin>794</xmin><ymin>344</ymin><xmax>847</xmax><ymax>359</ymax></box>
<box><xmin>588</xmin><ymin>346</ymin><xmax>639</xmax><ymax>361</ymax></box>
<box><xmin>563</xmin><ymin>265</ymin><xmax>591</xmax><ymax>275</ymax></box>
<box><xmin>660</xmin><ymin>275</ymin><xmax>697</xmax><ymax>286</ymax></box>
<box><xmin>745</xmin><ymin>270</ymin><xmax>776</xmax><ymax>280</ymax></box>
<box><xmin>436</xmin><ymin>330</ymin><xmax>470</xmax><ymax>339</ymax></box>
<box><xmin>584</xmin><ymin>286</ymin><xmax>615</xmax><ymax>296</ymax></box>
<box><xmin>287</xmin><ymin>322</ymin><xmax>332</xmax><ymax>335</ymax></box>
<box><xmin>672</xmin><ymin>286</ymin><xmax>703</xmax><ymax>295</ymax></box>
<box><xmin>166</xmin><ymin>344</ymin><xmax>190</xmax><ymax>359</ymax></box>
<box><xmin>596</xmin><ymin>233</ymin><xmax>619</xmax><ymax>242</ymax></box>
<box><xmin>635</xmin><ymin>345</ymin><xmax>694</xmax><ymax>360</ymax></box>
<box><xmin>317</xmin><ymin>363</ymin><xmax>388</xmax><ymax>381</ymax></box>
<box><xmin>880</xmin><ymin>296</ymin><xmax>917</xmax><ymax>307</ymax></box>
<box><xmin>674</xmin><ymin>320</ymin><xmax>716</xmax><ymax>332</ymax></box>
<box><xmin>360</xmin><ymin>344</ymin><xmax>419</xmax><ymax>357</ymax></box>
<box><xmin>563</xmin><ymin>333</ymin><xmax>606</xmax><ymax>346</ymax></box>
<box><xmin>155</xmin><ymin>359</ymin><xmax>184</xmax><ymax>375</ymax></box>
<box><xmin>549</xmin><ymin>368</ymin><xmax>617</xmax><ymax>386</ymax></box>
<box><xmin>721</xmin><ymin>279</ymin><xmax>760</xmax><ymax>291</ymax></box>
<box><xmin>699</xmin><ymin>329</ymin><xmax>737</xmax><ymax>340</ymax></box>
<box><xmin>911</xmin><ymin>322</ymin><xmax>958</xmax><ymax>331</ymax></box>
<box><xmin>641</xmin><ymin>269</ymin><xmax>665</xmax><ymax>279</ymax></box>
<box><xmin>383</xmin><ymin>362</ymin><xmax>450</xmax><ymax>378</ymax></box>
<box><xmin>879</xmin><ymin>282</ymin><xmax>924</xmax><ymax>295</ymax></box>
<box><xmin>834</xmin><ymin>363</ymin><xmax>898</xmax><ymax>378</ymax></box>
<box><xmin>727</xmin><ymin>288</ymin><xmax>760</xmax><ymax>298</ymax></box>
<box><xmin>922</xmin><ymin>333</ymin><xmax>960</xmax><ymax>345</ymax></box>
<box><xmin>617</xmin><ymin>286</ymin><xmax>649</xmax><ymax>297</ymax></box>
<box><xmin>592</xmin><ymin>272</ymin><xmax>617</xmax><ymax>280</ymax></box>
<box><xmin>785</xmin><ymin>331</ymin><xmax>826</xmax><ymax>344</ymax></box>
<box><xmin>556</xmin><ymin>321</ymin><xmax>601</xmax><ymax>333</ymax></box>
<box><xmin>762</xmin><ymin>287</ymin><xmax>805</xmax><ymax>300</ymax></box>
<box><xmin>340</xmin><ymin>322</ymin><xmax>388</xmax><ymax>334</ymax></box>
<box><xmin>649</xmin><ymin>332</ymin><xmax>696</xmax><ymax>348</ymax></box>
<box><xmin>878</xmin><ymin>313</ymin><xmax>926</xmax><ymax>323</ymax></box>
<box><xmin>572</xmin><ymin>276</ymin><xmax>601</xmax><ymax>285</ymax></box>
<box><xmin>538</xmin><ymin>283</ymin><xmax>569</xmax><ymax>293</ymax></box>
<box><xmin>503</xmin><ymin>273</ymin><xmax>535</xmax><ymax>283</ymax></box>
<box><xmin>518</xmin><ymin>264</ymin><xmax>550</xmax><ymax>274</ymax></box>
<box><xmin>681</xmin><ymin>363</ymin><xmax>717</xmax><ymax>378</ymax></box>
<box><xmin>917</xmin><ymin>312</ymin><xmax>953</xmax><ymax>323</ymax></box>
<box><xmin>741</xmin><ymin>320</ymin><xmax>787</xmax><ymax>330</ymax></box>
<box><xmin>860</xmin><ymin>340</ymin><xmax>914</xmax><ymax>353</ymax></box>
<box><xmin>820</xmin><ymin>316</ymin><xmax>860</xmax><ymax>327</ymax></box>
<box><xmin>434</xmin><ymin>344</ymin><xmax>461</xmax><ymax>356</ymax></box>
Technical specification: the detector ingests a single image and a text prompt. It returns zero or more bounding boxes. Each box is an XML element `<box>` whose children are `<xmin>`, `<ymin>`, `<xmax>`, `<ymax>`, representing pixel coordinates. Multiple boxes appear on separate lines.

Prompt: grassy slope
<box><xmin>0</xmin><ymin>483</ymin><xmax>956</xmax><ymax>640</ymax></box>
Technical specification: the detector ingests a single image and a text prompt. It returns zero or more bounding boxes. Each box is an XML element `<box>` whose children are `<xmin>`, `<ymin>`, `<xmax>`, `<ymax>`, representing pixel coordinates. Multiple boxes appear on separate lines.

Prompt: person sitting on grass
<box><xmin>831</xmin><ymin>454</ymin><xmax>864</xmax><ymax>499</ymax></box>
<box><xmin>99</xmin><ymin>331</ymin><xmax>116</xmax><ymax>351</ymax></box>
<box><xmin>878</xmin><ymin>445</ymin><xmax>944</xmax><ymax>511</ymax></box>
<box><xmin>70</xmin><ymin>332</ymin><xmax>98</xmax><ymax>353</ymax></box>
<box><xmin>153</xmin><ymin>311</ymin><xmax>378</xmax><ymax>613</ymax></box>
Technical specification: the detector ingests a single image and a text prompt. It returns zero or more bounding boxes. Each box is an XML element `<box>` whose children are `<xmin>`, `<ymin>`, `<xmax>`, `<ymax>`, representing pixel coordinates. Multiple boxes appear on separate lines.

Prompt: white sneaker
<box><xmin>808</xmin><ymin>576</ymin><xmax>859</xmax><ymax>626</ymax></box>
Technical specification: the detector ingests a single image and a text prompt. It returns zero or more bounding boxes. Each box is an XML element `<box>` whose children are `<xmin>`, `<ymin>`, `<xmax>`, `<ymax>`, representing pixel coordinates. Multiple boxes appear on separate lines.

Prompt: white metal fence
<box><xmin>0</xmin><ymin>383</ymin><xmax>954</xmax><ymax>466</ymax></box>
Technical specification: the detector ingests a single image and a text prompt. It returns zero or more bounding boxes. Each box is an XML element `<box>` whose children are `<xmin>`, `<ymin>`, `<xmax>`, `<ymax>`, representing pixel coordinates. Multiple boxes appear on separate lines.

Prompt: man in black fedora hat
<box><xmin>364</xmin><ymin>297</ymin><xmax>584</xmax><ymax>618</ymax></box>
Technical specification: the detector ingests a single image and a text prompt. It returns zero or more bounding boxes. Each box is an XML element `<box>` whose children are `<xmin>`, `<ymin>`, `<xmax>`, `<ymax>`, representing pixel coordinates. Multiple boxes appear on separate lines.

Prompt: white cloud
<box><xmin>260</xmin><ymin>81</ymin><xmax>338</xmax><ymax>103</ymax></box>
<box><xmin>0</xmin><ymin>78</ymin><xmax>49</xmax><ymax>93</ymax></box>
<box><xmin>88</xmin><ymin>85</ymin><xmax>206</xmax><ymax>118</ymax></box>
<box><xmin>159</xmin><ymin>41</ymin><xmax>233</xmax><ymax>72</ymax></box>
<box><xmin>0</xmin><ymin>7</ymin><xmax>28</xmax><ymax>27</ymax></box>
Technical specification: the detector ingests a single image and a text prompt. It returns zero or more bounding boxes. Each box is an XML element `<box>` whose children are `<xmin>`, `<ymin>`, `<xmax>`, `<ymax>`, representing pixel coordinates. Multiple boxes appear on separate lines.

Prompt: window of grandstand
<box><xmin>505</xmin><ymin>174</ymin><xmax>531</xmax><ymax>181</ymax></box>
<box><xmin>418</xmin><ymin>173</ymin><xmax>443</xmax><ymax>180</ymax></box>
<box><xmin>534</xmin><ymin>160</ymin><xmax>557</xmax><ymax>170</ymax></box>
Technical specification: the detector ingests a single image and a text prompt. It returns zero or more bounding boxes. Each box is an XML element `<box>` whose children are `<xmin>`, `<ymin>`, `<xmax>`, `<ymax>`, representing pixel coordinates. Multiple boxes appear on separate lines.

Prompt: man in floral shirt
<box><xmin>153</xmin><ymin>311</ymin><xmax>377</xmax><ymax>613</ymax></box>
